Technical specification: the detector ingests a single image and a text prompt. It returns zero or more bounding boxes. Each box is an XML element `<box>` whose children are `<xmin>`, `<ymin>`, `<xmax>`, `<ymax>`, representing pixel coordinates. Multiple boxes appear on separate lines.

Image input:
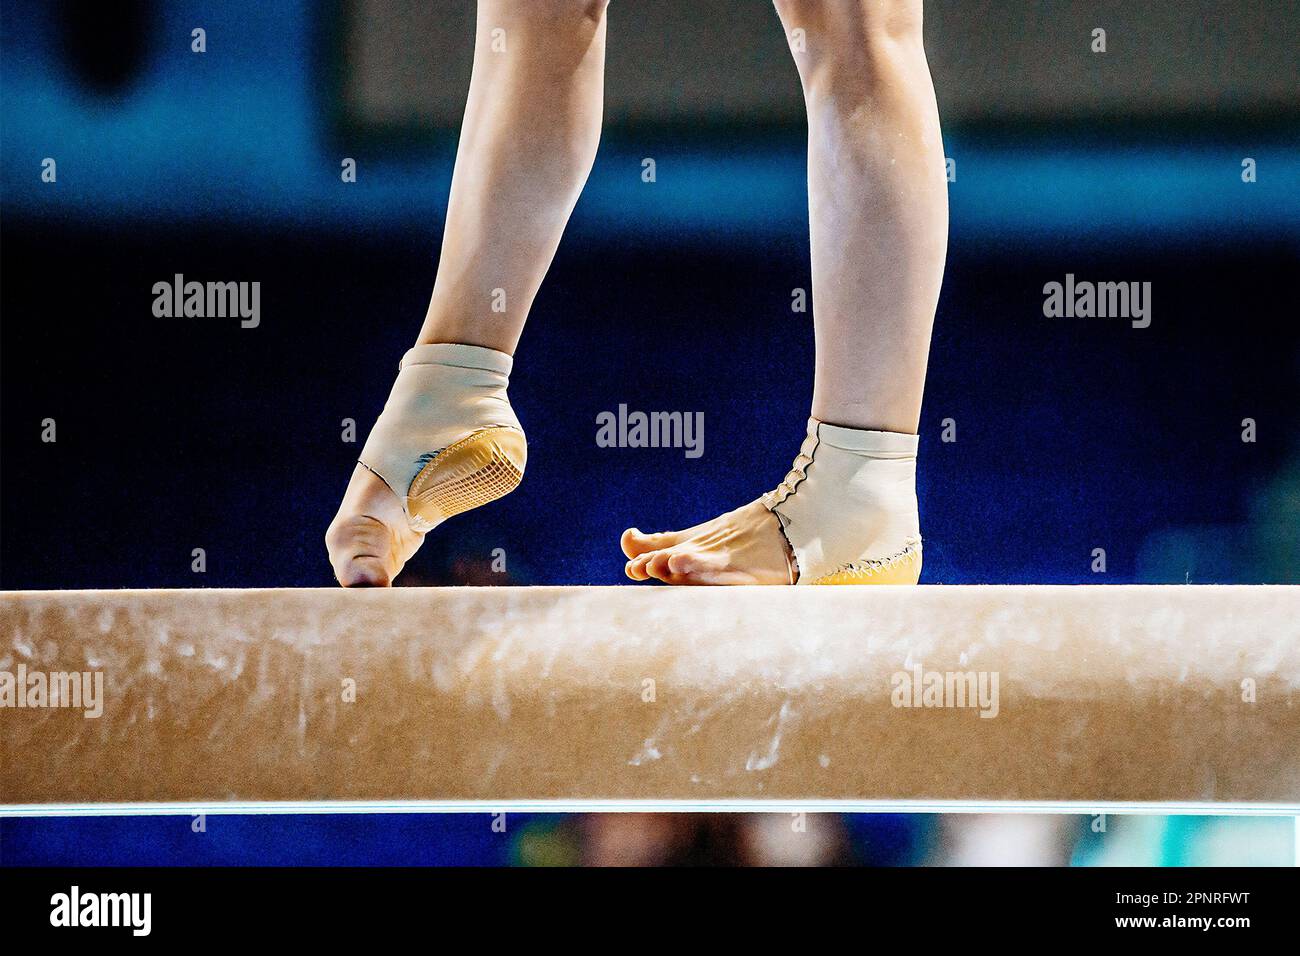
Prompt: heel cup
<box><xmin>404</xmin><ymin>427</ymin><xmax>526</xmax><ymax>532</ymax></box>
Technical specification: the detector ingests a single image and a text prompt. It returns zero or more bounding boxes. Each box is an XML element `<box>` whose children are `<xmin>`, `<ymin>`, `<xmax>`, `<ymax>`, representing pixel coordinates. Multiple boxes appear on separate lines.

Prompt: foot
<box><xmin>327</xmin><ymin>343</ymin><xmax>525</xmax><ymax>587</ymax></box>
<box><xmin>325</xmin><ymin>464</ymin><xmax>425</xmax><ymax>587</ymax></box>
<box><xmin>621</xmin><ymin>499</ymin><xmax>793</xmax><ymax>585</ymax></box>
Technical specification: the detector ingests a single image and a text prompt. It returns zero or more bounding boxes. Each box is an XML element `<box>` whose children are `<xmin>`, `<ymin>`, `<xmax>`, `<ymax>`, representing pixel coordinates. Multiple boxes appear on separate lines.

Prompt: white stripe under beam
<box><xmin>2</xmin><ymin>586</ymin><xmax>1298</xmax><ymax>810</ymax></box>
<box><xmin>3</xmin><ymin>801</ymin><xmax>1300</xmax><ymax>818</ymax></box>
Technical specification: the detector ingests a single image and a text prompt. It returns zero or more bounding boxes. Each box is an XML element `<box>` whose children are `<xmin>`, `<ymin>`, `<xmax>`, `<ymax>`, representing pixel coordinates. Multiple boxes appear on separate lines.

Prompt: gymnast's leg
<box><xmin>622</xmin><ymin>0</ymin><xmax>947</xmax><ymax>585</ymax></box>
<box><xmin>327</xmin><ymin>0</ymin><xmax>608</xmax><ymax>586</ymax></box>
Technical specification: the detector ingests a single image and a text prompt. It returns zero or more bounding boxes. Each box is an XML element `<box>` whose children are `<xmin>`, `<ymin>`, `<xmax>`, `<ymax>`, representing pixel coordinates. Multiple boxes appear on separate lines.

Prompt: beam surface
<box><xmin>2</xmin><ymin>586</ymin><xmax>1298</xmax><ymax>811</ymax></box>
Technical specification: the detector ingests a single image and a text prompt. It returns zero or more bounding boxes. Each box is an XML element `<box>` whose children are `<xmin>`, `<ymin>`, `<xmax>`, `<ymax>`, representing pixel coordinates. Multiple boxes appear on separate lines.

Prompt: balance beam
<box><xmin>2</xmin><ymin>586</ymin><xmax>1298</xmax><ymax>814</ymax></box>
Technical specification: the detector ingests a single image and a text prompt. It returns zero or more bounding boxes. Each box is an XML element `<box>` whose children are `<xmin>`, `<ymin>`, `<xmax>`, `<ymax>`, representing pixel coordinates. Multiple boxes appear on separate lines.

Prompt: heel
<box><xmin>405</xmin><ymin>427</ymin><xmax>526</xmax><ymax>531</ymax></box>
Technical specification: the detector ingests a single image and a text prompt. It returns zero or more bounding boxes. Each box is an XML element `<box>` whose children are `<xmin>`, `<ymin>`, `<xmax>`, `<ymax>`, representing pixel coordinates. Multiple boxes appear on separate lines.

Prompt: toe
<box><xmin>662</xmin><ymin>548</ymin><xmax>736</xmax><ymax>585</ymax></box>
<box><xmin>621</xmin><ymin>527</ymin><xmax>682</xmax><ymax>558</ymax></box>
<box><xmin>336</xmin><ymin>556</ymin><xmax>392</xmax><ymax>588</ymax></box>
<box><xmin>625</xmin><ymin>551</ymin><xmax>657</xmax><ymax>580</ymax></box>
<box><xmin>326</xmin><ymin>514</ymin><xmax>399</xmax><ymax>588</ymax></box>
<box><xmin>327</xmin><ymin>464</ymin><xmax>424</xmax><ymax>587</ymax></box>
<box><xmin>642</xmin><ymin>548</ymin><xmax>723</xmax><ymax>586</ymax></box>
<box><xmin>644</xmin><ymin>550</ymin><xmax>677</xmax><ymax>581</ymax></box>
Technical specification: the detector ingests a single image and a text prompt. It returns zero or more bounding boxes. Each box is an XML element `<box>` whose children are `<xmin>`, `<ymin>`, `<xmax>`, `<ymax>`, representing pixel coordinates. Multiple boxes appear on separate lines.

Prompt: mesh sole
<box><xmin>406</xmin><ymin>427</ymin><xmax>526</xmax><ymax>531</ymax></box>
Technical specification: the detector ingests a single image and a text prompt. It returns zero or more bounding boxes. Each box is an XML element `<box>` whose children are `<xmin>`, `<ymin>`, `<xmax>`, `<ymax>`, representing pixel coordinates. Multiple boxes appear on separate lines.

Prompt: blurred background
<box><xmin>1</xmin><ymin>0</ymin><xmax>1297</xmax><ymax>865</ymax></box>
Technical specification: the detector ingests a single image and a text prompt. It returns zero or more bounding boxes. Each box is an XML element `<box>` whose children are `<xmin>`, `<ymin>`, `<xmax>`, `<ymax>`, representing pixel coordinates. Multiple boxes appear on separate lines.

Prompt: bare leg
<box><xmin>793</xmin><ymin>0</ymin><xmax>947</xmax><ymax>434</ymax></box>
<box><xmin>622</xmin><ymin>0</ymin><xmax>946</xmax><ymax>584</ymax></box>
<box><xmin>327</xmin><ymin>0</ymin><xmax>607</xmax><ymax>586</ymax></box>
<box><xmin>418</xmin><ymin>0</ymin><xmax>609</xmax><ymax>352</ymax></box>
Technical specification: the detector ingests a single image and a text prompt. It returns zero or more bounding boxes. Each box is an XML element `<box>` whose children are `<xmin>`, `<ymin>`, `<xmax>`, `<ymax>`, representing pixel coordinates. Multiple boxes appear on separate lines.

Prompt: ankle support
<box><xmin>359</xmin><ymin>344</ymin><xmax>526</xmax><ymax>532</ymax></box>
<box><xmin>761</xmin><ymin>418</ymin><xmax>921</xmax><ymax>585</ymax></box>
